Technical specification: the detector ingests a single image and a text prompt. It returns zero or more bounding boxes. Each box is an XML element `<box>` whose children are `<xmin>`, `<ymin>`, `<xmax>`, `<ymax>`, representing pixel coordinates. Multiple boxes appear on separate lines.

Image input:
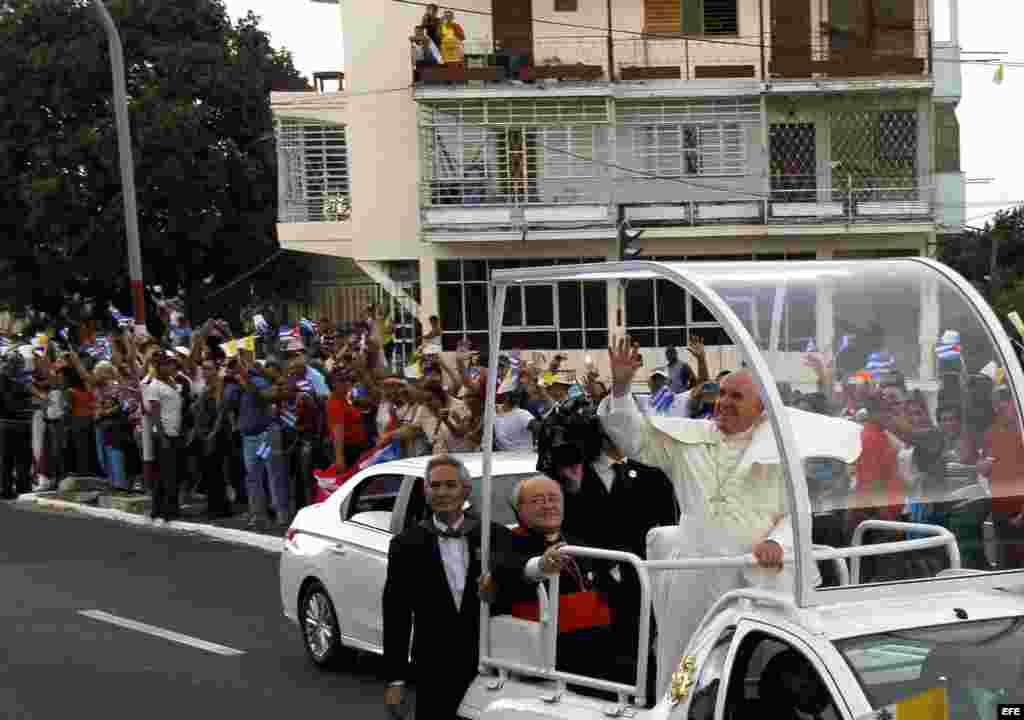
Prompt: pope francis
<box><xmin>598</xmin><ymin>338</ymin><xmax>827</xmax><ymax>698</ymax></box>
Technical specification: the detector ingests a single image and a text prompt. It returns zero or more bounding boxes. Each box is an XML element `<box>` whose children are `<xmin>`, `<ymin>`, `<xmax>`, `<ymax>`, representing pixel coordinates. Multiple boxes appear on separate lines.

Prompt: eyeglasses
<box><xmin>525</xmin><ymin>493</ymin><xmax>561</xmax><ymax>508</ymax></box>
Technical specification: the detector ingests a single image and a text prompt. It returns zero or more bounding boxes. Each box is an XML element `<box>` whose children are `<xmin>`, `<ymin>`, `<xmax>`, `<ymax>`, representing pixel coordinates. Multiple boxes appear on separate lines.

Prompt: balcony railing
<box><xmin>420</xmin><ymin>180</ymin><xmax>933</xmax><ymax>229</ymax></box>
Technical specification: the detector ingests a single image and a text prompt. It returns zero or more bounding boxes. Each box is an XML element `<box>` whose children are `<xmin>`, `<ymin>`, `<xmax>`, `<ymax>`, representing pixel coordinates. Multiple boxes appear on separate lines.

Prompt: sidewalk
<box><xmin>14</xmin><ymin>485</ymin><xmax>285</xmax><ymax>555</ymax></box>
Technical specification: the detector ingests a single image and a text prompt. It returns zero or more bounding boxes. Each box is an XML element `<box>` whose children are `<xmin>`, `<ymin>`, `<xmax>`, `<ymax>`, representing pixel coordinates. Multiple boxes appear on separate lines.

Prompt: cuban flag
<box><xmin>279</xmin><ymin>326</ymin><xmax>299</xmax><ymax>341</ymax></box>
<box><xmin>313</xmin><ymin>440</ymin><xmax>402</xmax><ymax>503</ymax></box>
<box><xmin>651</xmin><ymin>386</ymin><xmax>675</xmax><ymax>414</ymax></box>
<box><xmin>81</xmin><ymin>337</ymin><xmax>113</xmax><ymax>361</ymax></box>
<box><xmin>936</xmin><ymin>330</ymin><xmax>961</xmax><ymax>362</ymax></box>
<box><xmin>110</xmin><ymin>305</ymin><xmax>133</xmax><ymax>328</ymax></box>
<box><xmin>865</xmin><ymin>352</ymin><xmax>895</xmax><ymax>376</ymax></box>
<box><xmin>0</xmin><ymin>337</ymin><xmax>10</xmax><ymax>356</ymax></box>
<box><xmin>253</xmin><ymin>314</ymin><xmax>269</xmax><ymax>336</ymax></box>
<box><xmin>256</xmin><ymin>438</ymin><xmax>272</xmax><ymax>461</ymax></box>
<box><xmin>804</xmin><ymin>338</ymin><xmax>817</xmax><ymax>353</ymax></box>
<box><xmin>837</xmin><ymin>335</ymin><xmax>850</xmax><ymax>353</ymax></box>
<box><xmin>299</xmin><ymin>318</ymin><xmax>316</xmax><ymax>335</ymax></box>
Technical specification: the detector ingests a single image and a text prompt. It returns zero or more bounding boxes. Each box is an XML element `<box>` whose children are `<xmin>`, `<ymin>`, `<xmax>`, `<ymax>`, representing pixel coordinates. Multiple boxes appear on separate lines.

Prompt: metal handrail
<box><xmin>480</xmin><ymin>546</ymin><xmax>651</xmax><ymax>708</ymax></box>
<box><xmin>849</xmin><ymin>520</ymin><xmax>962</xmax><ymax>584</ymax></box>
<box><xmin>485</xmin><ymin>533</ymin><xmax>965</xmax><ymax>705</ymax></box>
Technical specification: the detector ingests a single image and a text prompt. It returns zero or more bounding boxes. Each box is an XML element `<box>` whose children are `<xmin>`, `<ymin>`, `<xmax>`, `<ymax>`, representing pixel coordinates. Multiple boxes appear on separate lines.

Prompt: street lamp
<box><xmin>91</xmin><ymin>2</ymin><xmax>145</xmax><ymax>326</ymax></box>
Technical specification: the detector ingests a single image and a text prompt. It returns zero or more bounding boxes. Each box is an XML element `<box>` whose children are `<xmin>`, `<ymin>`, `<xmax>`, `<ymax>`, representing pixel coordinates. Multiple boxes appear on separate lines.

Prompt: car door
<box><xmin>327</xmin><ymin>471</ymin><xmax>406</xmax><ymax>652</ymax></box>
<box><xmin>718</xmin><ymin>621</ymin><xmax>854</xmax><ymax>720</ymax></box>
<box><xmin>673</xmin><ymin>625</ymin><xmax>736</xmax><ymax>720</ymax></box>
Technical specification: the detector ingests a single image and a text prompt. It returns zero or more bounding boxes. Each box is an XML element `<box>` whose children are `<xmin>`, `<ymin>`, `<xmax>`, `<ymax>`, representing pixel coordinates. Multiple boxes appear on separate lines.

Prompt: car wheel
<box><xmin>300</xmin><ymin>582</ymin><xmax>347</xmax><ymax>669</ymax></box>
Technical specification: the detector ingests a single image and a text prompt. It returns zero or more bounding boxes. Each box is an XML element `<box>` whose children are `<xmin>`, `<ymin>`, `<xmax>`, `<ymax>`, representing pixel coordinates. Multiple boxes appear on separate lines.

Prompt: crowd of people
<box><xmin>410</xmin><ymin>4</ymin><xmax>465</xmax><ymax>80</ymax></box>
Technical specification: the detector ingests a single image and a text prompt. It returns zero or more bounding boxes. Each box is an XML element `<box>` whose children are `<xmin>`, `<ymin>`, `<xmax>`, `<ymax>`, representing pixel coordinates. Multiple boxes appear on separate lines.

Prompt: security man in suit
<box><xmin>537</xmin><ymin>396</ymin><xmax>678</xmax><ymax>695</ymax></box>
<box><xmin>382</xmin><ymin>454</ymin><xmax>523</xmax><ymax>720</ymax></box>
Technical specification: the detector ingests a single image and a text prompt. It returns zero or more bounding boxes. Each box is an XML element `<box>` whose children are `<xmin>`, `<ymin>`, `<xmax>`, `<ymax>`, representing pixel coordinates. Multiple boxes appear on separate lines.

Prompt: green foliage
<box><xmin>0</xmin><ymin>0</ymin><xmax>312</xmax><ymax>326</ymax></box>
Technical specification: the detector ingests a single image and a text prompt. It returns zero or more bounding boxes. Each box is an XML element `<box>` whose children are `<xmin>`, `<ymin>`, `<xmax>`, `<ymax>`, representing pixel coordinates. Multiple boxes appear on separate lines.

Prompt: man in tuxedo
<box><xmin>382</xmin><ymin>455</ymin><xmax>521</xmax><ymax>720</ymax></box>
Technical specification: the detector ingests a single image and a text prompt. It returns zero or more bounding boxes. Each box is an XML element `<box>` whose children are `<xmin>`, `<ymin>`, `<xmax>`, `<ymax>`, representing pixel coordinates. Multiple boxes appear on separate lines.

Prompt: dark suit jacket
<box><xmin>382</xmin><ymin>513</ymin><xmax>525</xmax><ymax>716</ymax></box>
<box><xmin>562</xmin><ymin>458</ymin><xmax>679</xmax><ymax>557</ymax></box>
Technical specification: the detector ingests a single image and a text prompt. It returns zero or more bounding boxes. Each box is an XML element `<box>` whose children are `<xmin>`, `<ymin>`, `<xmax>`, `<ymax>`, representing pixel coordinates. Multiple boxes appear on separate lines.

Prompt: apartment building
<box><xmin>272</xmin><ymin>0</ymin><xmax>964</xmax><ymax>371</ymax></box>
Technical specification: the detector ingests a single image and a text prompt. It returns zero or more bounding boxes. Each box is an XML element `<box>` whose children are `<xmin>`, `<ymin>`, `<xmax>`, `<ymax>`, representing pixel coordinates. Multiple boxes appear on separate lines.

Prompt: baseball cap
<box><xmin>650</xmin><ymin>367</ymin><xmax>669</xmax><ymax>379</ymax></box>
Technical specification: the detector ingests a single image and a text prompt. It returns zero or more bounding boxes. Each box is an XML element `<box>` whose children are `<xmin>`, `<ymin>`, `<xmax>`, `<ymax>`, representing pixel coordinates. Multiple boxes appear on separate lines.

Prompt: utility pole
<box><xmin>92</xmin><ymin>1</ymin><xmax>145</xmax><ymax>326</ymax></box>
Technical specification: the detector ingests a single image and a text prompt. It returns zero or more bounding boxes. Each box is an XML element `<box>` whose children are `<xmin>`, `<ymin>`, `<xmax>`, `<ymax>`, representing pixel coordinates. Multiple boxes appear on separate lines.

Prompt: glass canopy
<box><xmin>486</xmin><ymin>259</ymin><xmax>1024</xmax><ymax>607</ymax></box>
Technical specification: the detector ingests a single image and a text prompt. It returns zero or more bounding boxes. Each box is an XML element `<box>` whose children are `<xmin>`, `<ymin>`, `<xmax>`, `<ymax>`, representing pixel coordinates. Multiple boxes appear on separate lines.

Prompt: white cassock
<box><xmin>597</xmin><ymin>393</ymin><xmax>826</xmax><ymax>698</ymax></box>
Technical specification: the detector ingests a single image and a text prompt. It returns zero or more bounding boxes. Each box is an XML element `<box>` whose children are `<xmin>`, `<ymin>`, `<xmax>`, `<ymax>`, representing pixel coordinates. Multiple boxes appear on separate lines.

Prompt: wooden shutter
<box><xmin>771</xmin><ymin>0</ymin><xmax>811</xmax><ymax>76</ymax></box>
<box><xmin>871</xmin><ymin>0</ymin><xmax>915</xmax><ymax>58</ymax></box>
<box><xmin>645</xmin><ymin>0</ymin><xmax>681</xmax><ymax>35</ymax></box>
<box><xmin>493</xmin><ymin>0</ymin><xmax>534</xmax><ymax>57</ymax></box>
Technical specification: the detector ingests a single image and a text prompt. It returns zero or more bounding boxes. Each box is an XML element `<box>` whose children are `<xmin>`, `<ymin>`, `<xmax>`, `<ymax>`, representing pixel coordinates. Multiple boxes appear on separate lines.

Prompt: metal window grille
<box><xmin>277</xmin><ymin>119</ymin><xmax>350</xmax><ymax>223</ymax></box>
<box><xmin>420</xmin><ymin>100</ymin><xmax>610</xmax><ymax>206</ymax></box>
<box><xmin>830</xmin><ymin>109</ymin><xmax>919</xmax><ymax>201</ymax></box>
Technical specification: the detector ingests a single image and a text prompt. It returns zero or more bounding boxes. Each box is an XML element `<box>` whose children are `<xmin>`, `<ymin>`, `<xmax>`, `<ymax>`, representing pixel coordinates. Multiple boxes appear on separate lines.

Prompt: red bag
<box><xmin>511</xmin><ymin>591</ymin><xmax>612</xmax><ymax>634</ymax></box>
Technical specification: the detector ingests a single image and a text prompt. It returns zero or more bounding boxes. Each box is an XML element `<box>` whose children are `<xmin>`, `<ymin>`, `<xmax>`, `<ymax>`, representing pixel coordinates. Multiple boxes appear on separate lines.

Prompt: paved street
<box><xmin>0</xmin><ymin>500</ymin><xmax>392</xmax><ymax>720</ymax></box>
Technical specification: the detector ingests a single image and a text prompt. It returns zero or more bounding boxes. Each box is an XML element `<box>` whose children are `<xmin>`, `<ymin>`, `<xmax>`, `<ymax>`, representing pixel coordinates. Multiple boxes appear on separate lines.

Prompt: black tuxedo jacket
<box><xmin>382</xmin><ymin>514</ymin><xmax>525</xmax><ymax>693</ymax></box>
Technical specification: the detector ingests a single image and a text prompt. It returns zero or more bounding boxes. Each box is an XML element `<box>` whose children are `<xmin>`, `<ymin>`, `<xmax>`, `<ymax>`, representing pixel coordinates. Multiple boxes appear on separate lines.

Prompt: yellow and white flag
<box><xmin>239</xmin><ymin>336</ymin><xmax>256</xmax><ymax>352</ymax></box>
<box><xmin>1008</xmin><ymin>311</ymin><xmax>1024</xmax><ymax>339</ymax></box>
<box><xmin>221</xmin><ymin>339</ymin><xmax>239</xmax><ymax>357</ymax></box>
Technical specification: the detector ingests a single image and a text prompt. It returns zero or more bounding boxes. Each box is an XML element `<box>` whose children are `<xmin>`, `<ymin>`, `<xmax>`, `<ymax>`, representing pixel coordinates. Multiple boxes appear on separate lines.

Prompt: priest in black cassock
<box><xmin>535</xmin><ymin>396</ymin><xmax>679</xmax><ymax>694</ymax></box>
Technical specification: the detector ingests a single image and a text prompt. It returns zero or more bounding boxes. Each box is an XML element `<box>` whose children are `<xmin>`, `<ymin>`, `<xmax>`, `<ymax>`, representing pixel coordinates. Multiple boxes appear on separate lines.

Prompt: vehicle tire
<box><xmin>299</xmin><ymin>582</ymin><xmax>349</xmax><ymax>669</ymax></box>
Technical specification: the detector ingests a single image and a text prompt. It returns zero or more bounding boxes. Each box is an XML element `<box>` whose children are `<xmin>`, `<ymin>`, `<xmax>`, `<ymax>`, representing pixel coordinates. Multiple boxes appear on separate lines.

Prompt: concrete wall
<box><xmin>341</xmin><ymin>0</ymin><xmax>424</xmax><ymax>260</ymax></box>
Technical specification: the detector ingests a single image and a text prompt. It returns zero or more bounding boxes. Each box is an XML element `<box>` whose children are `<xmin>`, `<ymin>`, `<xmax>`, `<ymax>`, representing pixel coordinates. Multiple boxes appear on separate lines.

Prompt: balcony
<box><xmin>420</xmin><ymin>179</ymin><xmax>934</xmax><ymax>239</ymax></box>
<box><xmin>413</xmin><ymin>0</ymin><xmax>932</xmax><ymax>95</ymax></box>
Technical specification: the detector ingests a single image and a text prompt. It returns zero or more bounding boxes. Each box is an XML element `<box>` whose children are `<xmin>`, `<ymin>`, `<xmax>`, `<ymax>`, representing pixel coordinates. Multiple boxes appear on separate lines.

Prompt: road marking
<box><xmin>78</xmin><ymin>610</ymin><xmax>245</xmax><ymax>657</ymax></box>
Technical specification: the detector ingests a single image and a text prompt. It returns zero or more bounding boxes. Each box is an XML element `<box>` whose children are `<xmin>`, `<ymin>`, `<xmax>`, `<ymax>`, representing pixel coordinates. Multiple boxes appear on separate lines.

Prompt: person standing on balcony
<box><xmin>438</xmin><ymin>10</ymin><xmax>465</xmax><ymax>66</ymax></box>
<box><xmin>420</xmin><ymin>3</ymin><xmax>441</xmax><ymax>48</ymax></box>
<box><xmin>410</xmin><ymin>26</ymin><xmax>441</xmax><ymax>82</ymax></box>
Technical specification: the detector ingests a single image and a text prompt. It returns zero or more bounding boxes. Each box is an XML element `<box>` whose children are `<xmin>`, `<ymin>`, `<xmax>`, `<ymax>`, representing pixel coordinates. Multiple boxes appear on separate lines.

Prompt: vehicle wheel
<box><xmin>300</xmin><ymin>582</ymin><xmax>348</xmax><ymax>669</ymax></box>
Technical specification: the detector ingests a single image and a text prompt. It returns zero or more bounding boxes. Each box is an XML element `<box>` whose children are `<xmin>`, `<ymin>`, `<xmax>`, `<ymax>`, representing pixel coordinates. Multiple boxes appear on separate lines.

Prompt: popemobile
<box><xmin>463</xmin><ymin>259</ymin><xmax>1024</xmax><ymax>720</ymax></box>
<box><xmin>281</xmin><ymin>258</ymin><xmax>1024</xmax><ymax>720</ymax></box>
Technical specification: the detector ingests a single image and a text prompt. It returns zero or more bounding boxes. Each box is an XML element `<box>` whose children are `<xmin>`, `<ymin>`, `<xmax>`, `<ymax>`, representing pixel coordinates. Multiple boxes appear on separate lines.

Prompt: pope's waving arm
<box><xmin>596</xmin><ymin>337</ymin><xmax>674</xmax><ymax>474</ymax></box>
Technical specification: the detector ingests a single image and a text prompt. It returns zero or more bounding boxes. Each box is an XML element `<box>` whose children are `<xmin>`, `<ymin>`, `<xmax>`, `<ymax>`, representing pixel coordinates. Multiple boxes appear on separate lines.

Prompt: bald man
<box><xmin>598</xmin><ymin>338</ymin><xmax>820</xmax><ymax>696</ymax></box>
<box><xmin>498</xmin><ymin>474</ymin><xmax>616</xmax><ymax>682</ymax></box>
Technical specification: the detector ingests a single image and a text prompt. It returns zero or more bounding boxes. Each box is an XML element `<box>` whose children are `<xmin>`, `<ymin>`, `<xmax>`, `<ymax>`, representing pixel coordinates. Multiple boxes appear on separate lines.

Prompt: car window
<box><xmin>686</xmin><ymin>629</ymin><xmax>734</xmax><ymax>720</ymax></box>
<box><xmin>346</xmin><ymin>473</ymin><xmax>404</xmax><ymax>531</ymax></box>
<box><xmin>724</xmin><ymin>632</ymin><xmax>841</xmax><ymax>720</ymax></box>
<box><xmin>837</xmin><ymin>617</ymin><xmax>1024</xmax><ymax>717</ymax></box>
<box><xmin>472</xmin><ymin>472</ymin><xmax>535</xmax><ymax>528</ymax></box>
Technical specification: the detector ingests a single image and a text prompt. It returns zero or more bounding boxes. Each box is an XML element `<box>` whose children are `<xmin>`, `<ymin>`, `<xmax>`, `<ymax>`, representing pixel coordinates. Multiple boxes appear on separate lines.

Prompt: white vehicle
<box><xmin>464</xmin><ymin>259</ymin><xmax>1024</xmax><ymax>720</ymax></box>
<box><xmin>282</xmin><ymin>258</ymin><xmax>1024</xmax><ymax>720</ymax></box>
<box><xmin>280</xmin><ymin>451</ymin><xmax>538</xmax><ymax>667</ymax></box>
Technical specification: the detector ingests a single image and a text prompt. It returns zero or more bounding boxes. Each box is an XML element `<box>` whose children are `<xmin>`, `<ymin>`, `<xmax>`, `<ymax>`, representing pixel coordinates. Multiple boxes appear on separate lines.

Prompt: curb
<box><xmin>15</xmin><ymin>493</ymin><xmax>284</xmax><ymax>555</ymax></box>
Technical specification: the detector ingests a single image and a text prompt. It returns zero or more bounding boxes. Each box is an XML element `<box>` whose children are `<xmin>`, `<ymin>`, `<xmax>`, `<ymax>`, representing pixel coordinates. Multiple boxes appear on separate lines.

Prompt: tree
<box><xmin>0</xmin><ymin>0</ymin><xmax>310</xmax><ymax>331</ymax></box>
<box><xmin>938</xmin><ymin>205</ymin><xmax>1024</xmax><ymax>299</ymax></box>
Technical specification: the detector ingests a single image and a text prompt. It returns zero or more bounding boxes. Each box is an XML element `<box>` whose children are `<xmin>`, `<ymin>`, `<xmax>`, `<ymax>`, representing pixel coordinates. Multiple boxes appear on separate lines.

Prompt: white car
<box><xmin>279</xmin><ymin>451</ymin><xmax>539</xmax><ymax>668</ymax></box>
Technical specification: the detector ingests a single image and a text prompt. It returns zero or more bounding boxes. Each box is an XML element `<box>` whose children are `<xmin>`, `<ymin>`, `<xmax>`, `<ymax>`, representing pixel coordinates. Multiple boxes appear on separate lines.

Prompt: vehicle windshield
<box><xmin>674</xmin><ymin>259</ymin><xmax>1024</xmax><ymax>593</ymax></box>
<box><xmin>839</xmin><ymin>617</ymin><xmax>1024</xmax><ymax>719</ymax></box>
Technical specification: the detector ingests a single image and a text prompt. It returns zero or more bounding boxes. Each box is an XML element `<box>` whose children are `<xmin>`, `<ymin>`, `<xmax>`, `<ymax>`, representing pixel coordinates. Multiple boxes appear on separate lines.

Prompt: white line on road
<box><xmin>78</xmin><ymin>610</ymin><xmax>246</xmax><ymax>657</ymax></box>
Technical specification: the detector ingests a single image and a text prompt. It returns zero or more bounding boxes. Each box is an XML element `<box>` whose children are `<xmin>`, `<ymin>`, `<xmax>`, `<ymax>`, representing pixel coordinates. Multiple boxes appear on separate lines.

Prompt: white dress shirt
<box><xmin>434</xmin><ymin>514</ymin><xmax>469</xmax><ymax>611</ymax></box>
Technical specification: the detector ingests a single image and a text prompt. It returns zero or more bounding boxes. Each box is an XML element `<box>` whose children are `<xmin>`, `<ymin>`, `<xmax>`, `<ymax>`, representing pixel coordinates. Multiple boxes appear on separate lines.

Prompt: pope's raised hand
<box><xmin>608</xmin><ymin>335</ymin><xmax>641</xmax><ymax>397</ymax></box>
